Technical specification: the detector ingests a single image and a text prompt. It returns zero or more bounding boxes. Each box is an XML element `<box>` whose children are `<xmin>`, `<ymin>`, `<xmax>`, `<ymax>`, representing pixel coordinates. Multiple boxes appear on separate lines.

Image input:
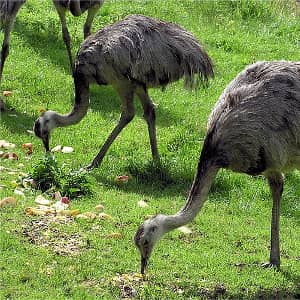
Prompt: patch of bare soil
<box><xmin>22</xmin><ymin>216</ymin><xmax>84</xmax><ymax>255</ymax></box>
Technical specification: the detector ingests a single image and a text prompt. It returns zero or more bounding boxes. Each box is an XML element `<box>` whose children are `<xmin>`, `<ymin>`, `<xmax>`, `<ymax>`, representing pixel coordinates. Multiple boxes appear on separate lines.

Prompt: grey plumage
<box><xmin>53</xmin><ymin>0</ymin><xmax>104</xmax><ymax>74</ymax></box>
<box><xmin>76</xmin><ymin>14</ymin><xmax>213</xmax><ymax>88</ymax></box>
<box><xmin>134</xmin><ymin>61</ymin><xmax>299</xmax><ymax>274</ymax></box>
<box><xmin>0</xmin><ymin>0</ymin><xmax>26</xmax><ymax>111</ymax></box>
<box><xmin>34</xmin><ymin>14</ymin><xmax>214</xmax><ymax>169</ymax></box>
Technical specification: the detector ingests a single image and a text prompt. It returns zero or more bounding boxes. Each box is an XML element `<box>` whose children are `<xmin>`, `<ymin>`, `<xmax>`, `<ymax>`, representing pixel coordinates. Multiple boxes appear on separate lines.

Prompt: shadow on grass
<box><xmin>88</xmin><ymin>84</ymin><xmax>184</xmax><ymax>128</ymax></box>
<box><xmin>14</xmin><ymin>19</ymin><xmax>187</xmax><ymax>128</ymax></box>
<box><xmin>92</xmin><ymin>157</ymin><xmax>193</xmax><ymax>198</ymax></box>
<box><xmin>14</xmin><ymin>19</ymin><xmax>73</xmax><ymax>75</ymax></box>
<box><xmin>0</xmin><ymin>106</ymin><xmax>35</xmax><ymax>135</ymax></box>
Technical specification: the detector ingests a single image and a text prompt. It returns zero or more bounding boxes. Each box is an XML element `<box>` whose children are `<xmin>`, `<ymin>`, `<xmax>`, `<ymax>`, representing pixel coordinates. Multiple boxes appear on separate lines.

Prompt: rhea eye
<box><xmin>150</xmin><ymin>226</ymin><xmax>157</xmax><ymax>232</ymax></box>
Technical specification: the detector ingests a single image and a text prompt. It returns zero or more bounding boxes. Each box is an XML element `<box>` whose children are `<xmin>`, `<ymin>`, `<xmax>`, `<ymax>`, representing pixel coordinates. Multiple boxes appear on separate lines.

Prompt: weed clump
<box><xmin>30</xmin><ymin>154</ymin><xmax>92</xmax><ymax>198</ymax></box>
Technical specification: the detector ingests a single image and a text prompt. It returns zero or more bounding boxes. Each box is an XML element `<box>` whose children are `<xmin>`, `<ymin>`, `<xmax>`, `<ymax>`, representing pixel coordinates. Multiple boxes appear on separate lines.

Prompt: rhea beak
<box><xmin>141</xmin><ymin>256</ymin><xmax>149</xmax><ymax>275</ymax></box>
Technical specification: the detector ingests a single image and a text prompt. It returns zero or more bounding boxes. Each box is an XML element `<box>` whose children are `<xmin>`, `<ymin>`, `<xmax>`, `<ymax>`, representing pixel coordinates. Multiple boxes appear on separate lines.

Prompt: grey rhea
<box><xmin>0</xmin><ymin>0</ymin><xmax>104</xmax><ymax>112</ymax></box>
<box><xmin>0</xmin><ymin>0</ymin><xmax>26</xmax><ymax>112</ymax></box>
<box><xmin>134</xmin><ymin>61</ymin><xmax>300</xmax><ymax>274</ymax></box>
<box><xmin>34</xmin><ymin>14</ymin><xmax>214</xmax><ymax>169</ymax></box>
<box><xmin>52</xmin><ymin>0</ymin><xmax>104</xmax><ymax>75</ymax></box>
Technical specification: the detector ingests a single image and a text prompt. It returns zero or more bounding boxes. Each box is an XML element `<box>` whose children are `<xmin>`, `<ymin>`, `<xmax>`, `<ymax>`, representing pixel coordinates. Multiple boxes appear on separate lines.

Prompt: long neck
<box><xmin>164</xmin><ymin>159</ymin><xmax>219</xmax><ymax>231</ymax></box>
<box><xmin>54</xmin><ymin>72</ymin><xmax>90</xmax><ymax>128</ymax></box>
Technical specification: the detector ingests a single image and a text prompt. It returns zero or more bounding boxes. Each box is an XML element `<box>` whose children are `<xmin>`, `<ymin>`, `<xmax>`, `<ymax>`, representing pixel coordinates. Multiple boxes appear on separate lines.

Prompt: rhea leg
<box><xmin>86</xmin><ymin>86</ymin><xmax>135</xmax><ymax>169</ymax></box>
<box><xmin>266</xmin><ymin>171</ymin><xmax>283</xmax><ymax>268</ymax></box>
<box><xmin>135</xmin><ymin>87</ymin><xmax>159</xmax><ymax>161</ymax></box>
<box><xmin>54</xmin><ymin>4</ymin><xmax>74</xmax><ymax>75</ymax></box>
<box><xmin>83</xmin><ymin>5</ymin><xmax>100</xmax><ymax>39</ymax></box>
<box><xmin>0</xmin><ymin>19</ymin><xmax>15</xmax><ymax>111</ymax></box>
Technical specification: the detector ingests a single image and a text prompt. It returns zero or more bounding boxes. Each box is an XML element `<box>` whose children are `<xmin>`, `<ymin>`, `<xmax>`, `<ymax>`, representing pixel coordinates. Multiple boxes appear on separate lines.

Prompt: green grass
<box><xmin>0</xmin><ymin>0</ymin><xmax>300</xmax><ymax>298</ymax></box>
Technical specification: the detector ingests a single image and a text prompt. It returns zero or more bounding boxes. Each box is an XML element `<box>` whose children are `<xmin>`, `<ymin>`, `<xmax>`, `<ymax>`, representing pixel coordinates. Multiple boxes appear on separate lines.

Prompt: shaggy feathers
<box><xmin>76</xmin><ymin>14</ymin><xmax>214</xmax><ymax>88</ymax></box>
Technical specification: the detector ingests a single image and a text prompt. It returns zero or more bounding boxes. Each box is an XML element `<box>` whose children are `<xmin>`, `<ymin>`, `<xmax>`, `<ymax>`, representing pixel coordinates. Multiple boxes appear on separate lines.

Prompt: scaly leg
<box><xmin>266</xmin><ymin>171</ymin><xmax>283</xmax><ymax>268</ymax></box>
<box><xmin>0</xmin><ymin>18</ymin><xmax>16</xmax><ymax>111</ymax></box>
<box><xmin>135</xmin><ymin>86</ymin><xmax>159</xmax><ymax>161</ymax></box>
<box><xmin>83</xmin><ymin>5</ymin><xmax>101</xmax><ymax>39</ymax></box>
<box><xmin>86</xmin><ymin>85</ymin><xmax>135</xmax><ymax>169</ymax></box>
<box><xmin>53</xmin><ymin>3</ymin><xmax>74</xmax><ymax>75</ymax></box>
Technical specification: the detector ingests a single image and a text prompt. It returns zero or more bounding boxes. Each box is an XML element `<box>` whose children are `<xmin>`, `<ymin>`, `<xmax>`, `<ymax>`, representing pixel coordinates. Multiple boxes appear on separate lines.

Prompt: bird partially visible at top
<box><xmin>134</xmin><ymin>61</ymin><xmax>300</xmax><ymax>274</ymax></box>
<box><xmin>34</xmin><ymin>14</ymin><xmax>214</xmax><ymax>169</ymax></box>
<box><xmin>52</xmin><ymin>0</ymin><xmax>104</xmax><ymax>75</ymax></box>
<box><xmin>0</xmin><ymin>0</ymin><xmax>26</xmax><ymax>112</ymax></box>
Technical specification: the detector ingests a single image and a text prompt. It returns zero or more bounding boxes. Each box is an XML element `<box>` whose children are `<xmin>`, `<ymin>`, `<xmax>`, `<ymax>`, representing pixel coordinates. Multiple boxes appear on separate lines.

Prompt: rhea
<box><xmin>134</xmin><ymin>61</ymin><xmax>300</xmax><ymax>274</ymax></box>
<box><xmin>0</xmin><ymin>0</ymin><xmax>104</xmax><ymax>112</ymax></box>
<box><xmin>34</xmin><ymin>14</ymin><xmax>214</xmax><ymax>169</ymax></box>
<box><xmin>53</xmin><ymin>0</ymin><xmax>104</xmax><ymax>74</ymax></box>
<box><xmin>0</xmin><ymin>0</ymin><xmax>26</xmax><ymax>111</ymax></box>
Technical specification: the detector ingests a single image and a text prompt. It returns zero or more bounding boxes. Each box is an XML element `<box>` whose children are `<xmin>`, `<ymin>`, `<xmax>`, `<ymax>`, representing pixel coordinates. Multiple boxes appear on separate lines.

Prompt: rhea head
<box><xmin>33</xmin><ymin>111</ymin><xmax>58</xmax><ymax>152</ymax></box>
<box><xmin>134</xmin><ymin>215</ymin><xmax>168</xmax><ymax>275</ymax></box>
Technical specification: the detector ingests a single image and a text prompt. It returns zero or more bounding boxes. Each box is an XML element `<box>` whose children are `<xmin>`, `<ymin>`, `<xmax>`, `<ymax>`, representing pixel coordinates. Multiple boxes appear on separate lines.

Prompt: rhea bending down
<box><xmin>134</xmin><ymin>61</ymin><xmax>300</xmax><ymax>274</ymax></box>
<box><xmin>33</xmin><ymin>14</ymin><xmax>213</xmax><ymax>169</ymax></box>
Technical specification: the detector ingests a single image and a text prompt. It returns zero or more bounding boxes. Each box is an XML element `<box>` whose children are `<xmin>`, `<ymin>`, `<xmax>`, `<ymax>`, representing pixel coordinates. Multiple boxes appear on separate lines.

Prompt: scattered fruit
<box><xmin>177</xmin><ymin>226</ymin><xmax>192</xmax><ymax>234</ymax></box>
<box><xmin>35</xmin><ymin>195</ymin><xmax>51</xmax><ymax>206</ymax></box>
<box><xmin>115</xmin><ymin>175</ymin><xmax>129</xmax><ymax>184</ymax></box>
<box><xmin>138</xmin><ymin>200</ymin><xmax>149</xmax><ymax>208</ymax></box>
<box><xmin>0</xmin><ymin>140</ymin><xmax>15</xmax><ymax>149</ymax></box>
<box><xmin>61</xmin><ymin>196</ymin><xmax>70</xmax><ymax>204</ymax></box>
<box><xmin>98</xmin><ymin>213</ymin><xmax>113</xmax><ymax>220</ymax></box>
<box><xmin>61</xmin><ymin>146</ymin><xmax>74</xmax><ymax>153</ymax></box>
<box><xmin>0</xmin><ymin>197</ymin><xmax>16</xmax><ymax>208</ymax></box>
<box><xmin>76</xmin><ymin>212</ymin><xmax>97</xmax><ymax>220</ymax></box>
<box><xmin>95</xmin><ymin>204</ymin><xmax>104</xmax><ymax>211</ymax></box>
<box><xmin>4</xmin><ymin>152</ymin><xmax>18</xmax><ymax>160</ymax></box>
<box><xmin>107</xmin><ymin>232</ymin><xmax>123</xmax><ymax>239</ymax></box>
<box><xmin>51</xmin><ymin>145</ymin><xmax>62</xmax><ymax>152</ymax></box>
<box><xmin>22</xmin><ymin>143</ymin><xmax>33</xmax><ymax>155</ymax></box>
<box><xmin>3</xmin><ymin>90</ymin><xmax>12</xmax><ymax>97</ymax></box>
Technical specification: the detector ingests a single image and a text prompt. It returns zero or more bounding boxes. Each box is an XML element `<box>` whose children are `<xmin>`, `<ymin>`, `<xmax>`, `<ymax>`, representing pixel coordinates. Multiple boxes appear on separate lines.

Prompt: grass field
<box><xmin>0</xmin><ymin>0</ymin><xmax>300</xmax><ymax>299</ymax></box>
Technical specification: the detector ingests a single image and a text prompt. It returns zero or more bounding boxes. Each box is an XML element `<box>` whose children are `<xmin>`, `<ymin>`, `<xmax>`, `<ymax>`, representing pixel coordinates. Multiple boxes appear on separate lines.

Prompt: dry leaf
<box><xmin>3</xmin><ymin>90</ymin><xmax>12</xmax><ymax>97</ymax></box>
<box><xmin>115</xmin><ymin>175</ymin><xmax>129</xmax><ymax>184</ymax></box>
<box><xmin>106</xmin><ymin>232</ymin><xmax>123</xmax><ymax>239</ymax></box>
<box><xmin>137</xmin><ymin>200</ymin><xmax>149</xmax><ymax>208</ymax></box>
<box><xmin>95</xmin><ymin>204</ymin><xmax>104</xmax><ymax>211</ymax></box>
<box><xmin>51</xmin><ymin>145</ymin><xmax>62</xmax><ymax>152</ymax></box>
<box><xmin>61</xmin><ymin>146</ymin><xmax>74</xmax><ymax>153</ymax></box>
<box><xmin>0</xmin><ymin>197</ymin><xmax>16</xmax><ymax>208</ymax></box>
<box><xmin>177</xmin><ymin>226</ymin><xmax>192</xmax><ymax>234</ymax></box>
<box><xmin>98</xmin><ymin>213</ymin><xmax>113</xmax><ymax>220</ymax></box>
<box><xmin>22</xmin><ymin>143</ymin><xmax>33</xmax><ymax>155</ymax></box>
<box><xmin>35</xmin><ymin>195</ymin><xmax>51</xmax><ymax>206</ymax></box>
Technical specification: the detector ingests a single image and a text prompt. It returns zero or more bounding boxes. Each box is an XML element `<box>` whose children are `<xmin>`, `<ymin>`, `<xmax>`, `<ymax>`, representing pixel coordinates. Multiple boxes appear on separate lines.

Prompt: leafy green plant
<box><xmin>30</xmin><ymin>154</ymin><xmax>92</xmax><ymax>197</ymax></box>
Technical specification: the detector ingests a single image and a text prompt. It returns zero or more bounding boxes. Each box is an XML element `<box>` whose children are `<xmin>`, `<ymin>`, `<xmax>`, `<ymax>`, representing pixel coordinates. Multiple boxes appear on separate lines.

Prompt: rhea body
<box><xmin>134</xmin><ymin>61</ymin><xmax>300</xmax><ymax>274</ymax></box>
<box><xmin>0</xmin><ymin>0</ymin><xmax>26</xmax><ymax>111</ymax></box>
<box><xmin>52</xmin><ymin>0</ymin><xmax>104</xmax><ymax>74</ymax></box>
<box><xmin>34</xmin><ymin>14</ymin><xmax>214</xmax><ymax>168</ymax></box>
